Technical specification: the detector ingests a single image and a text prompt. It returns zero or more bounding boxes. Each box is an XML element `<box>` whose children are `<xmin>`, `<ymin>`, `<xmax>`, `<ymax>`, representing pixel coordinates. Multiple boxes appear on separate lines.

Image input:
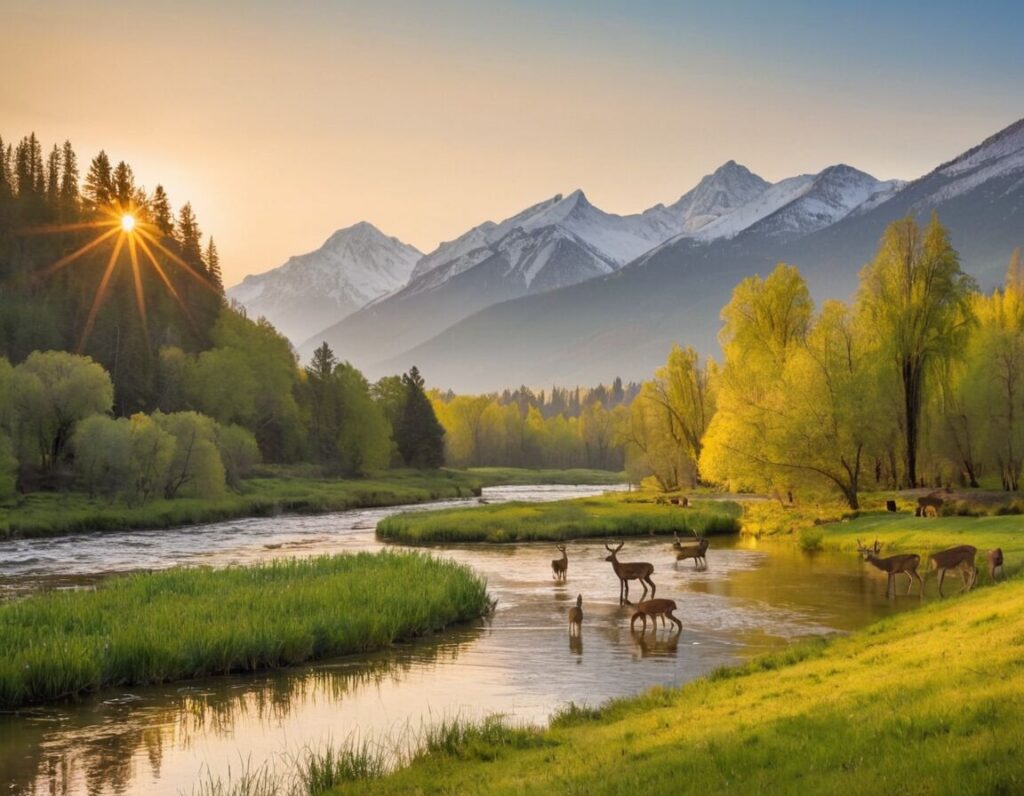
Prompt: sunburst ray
<box><xmin>78</xmin><ymin>233</ymin><xmax>126</xmax><ymax>352</ymax></box>
<box><xmin>43</xmin><ymin>226</ymin><xmax>120</xmax><ymax>277</ymax></box>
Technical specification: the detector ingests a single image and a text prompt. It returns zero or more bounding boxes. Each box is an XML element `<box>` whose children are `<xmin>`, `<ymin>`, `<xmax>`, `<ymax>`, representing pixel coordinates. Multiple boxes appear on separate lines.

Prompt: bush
<box><xmin>798</xmin><ymin>526</ymin><xmax>824</xmax><ymax>552</ymax></box>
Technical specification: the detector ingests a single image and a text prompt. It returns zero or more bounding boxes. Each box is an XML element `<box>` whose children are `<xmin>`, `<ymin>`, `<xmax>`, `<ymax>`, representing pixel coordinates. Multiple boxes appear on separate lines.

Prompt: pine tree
<box><xmin>83</xmin><ymin>150</ymin><xmax>113</xmax><ymax>207</ymax></box>
<box><xmin>396</xmin><ymin>366</ymin><xmax>445</xmax><ymax>468</ymax></box>
<box><xmin>176</xmin><ymin>202</ymin><xmax>204</xmax><ymax>267</ymax></box>
<box><xmin>60</xmin><ymin>140</ymin><xmax>79</xmax><ymax>204</ymax></box>
<box><xmin>307</xmin><ymin>341</ymin><xmax>337</xmax><ymax>380</ymax></box>
<box><xmin>28</xmin><ymin>133</ymin><xmax>44</xmax><ymax>194</ymax></box>
<box><xmin>205</xmin><ymin>237</ymin><xmax>223</xmax><ymax>292</ymax></box>
<box><xmin>45</xmin><ymin>145</ymin><xmax>61</xmax><ymax>203</ymax></box>
<box><xmin>0</xmin><ymin>136</ymin><xmax>10</xmax><ymax>197</ymax></box>
<box><xmin>112</xmin><ymin>161</ymin><xmax>135</xmax><ymax>205</ymax></box>
<box><xmin>151</xmin><ymin>185</ymin><xmax>173</xmax><ymax>235</ymax></box>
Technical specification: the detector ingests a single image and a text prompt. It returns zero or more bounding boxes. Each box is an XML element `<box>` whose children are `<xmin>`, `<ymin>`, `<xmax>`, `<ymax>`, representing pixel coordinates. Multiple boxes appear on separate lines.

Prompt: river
<box><xmin>0</xmin><ymin>485</ymin><xmax>919</xmax><ymax>794</ymax></box>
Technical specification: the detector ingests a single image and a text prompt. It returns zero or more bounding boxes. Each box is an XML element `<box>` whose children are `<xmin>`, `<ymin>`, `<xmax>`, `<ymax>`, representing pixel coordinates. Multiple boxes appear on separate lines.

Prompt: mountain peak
<box><xmin>938</xmin><ymin>117</ymin><xmax>1024</xmax><ymax>178</ymax></box>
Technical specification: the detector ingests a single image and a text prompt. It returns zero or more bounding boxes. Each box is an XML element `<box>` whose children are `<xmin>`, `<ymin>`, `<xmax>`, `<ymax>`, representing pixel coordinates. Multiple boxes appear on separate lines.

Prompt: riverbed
<box><xmin>0</xmin><ymin>485</ymin><xmax>920</xmax><ymax>794</ymax></box>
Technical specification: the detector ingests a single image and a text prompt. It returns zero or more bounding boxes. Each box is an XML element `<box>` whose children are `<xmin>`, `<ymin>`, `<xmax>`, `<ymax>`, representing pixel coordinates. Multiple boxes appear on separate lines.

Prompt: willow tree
<box><xmin>857</xmin><ymin>215</ymin><xmax>974</xmax><ymax>487</ymax></box>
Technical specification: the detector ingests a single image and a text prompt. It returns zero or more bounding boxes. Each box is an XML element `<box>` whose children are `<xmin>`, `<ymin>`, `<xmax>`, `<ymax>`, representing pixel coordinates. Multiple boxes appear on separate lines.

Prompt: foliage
<box><xmin>0</xmin><ymin>551</ymin><xmax>491</xmax><ymax>708</ymax></box>
<box><xmin>397</xmin><ymin>367</ymin><xmax>445</xmax><ymax>468</ymax></box>
<box><xmin>376</xmin><ymin>495</ymin><xmax>741</xmax><ymax>544</ymax></box>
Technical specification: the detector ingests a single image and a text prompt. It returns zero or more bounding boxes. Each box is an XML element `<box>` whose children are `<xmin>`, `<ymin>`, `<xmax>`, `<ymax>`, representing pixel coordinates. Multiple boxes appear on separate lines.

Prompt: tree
<box><xmin>151</xmin><ymin>184</ymin><xmax>174</xmax><ymax>235</ymax></box>
<box><xmin>205</xmin><ymin>237</ymin><xmax>223</xmax><ymax>292</ymax></box>
<box><xmin>153</xmin><ymin>411</ymin><xmax>226</xmax><ymax>498</ymax></box>
<box><xmin>73</xmin><ymin>415</ymin><xmax>132</xmax><ymax>497</ymax></box>
<box><xmin>397</xmin><ymin>367</ymin><xmax>445</xmax><ymax>468</ymax></box>
<box><xmin>60</xmin><ymin>140</ymin><xmax>79</xmax><ymax>204</ymax></box>
<box><xmin>11</xmin><ymin>351</ymin><xmax>114</xmax><ymax>479</ymax></box>
<box><xmin>45</xmin><ymin>145</ymin><xmax>61</xmax><ymax>203</ymax></box>
<box><xmin>176</xmin><ymin>202</ymin><xmax>204</xmax><ymax>266</ymax></box>
<box><xmin>112</xmin><ymin>161</ymin><xmax>135</xmax><ymax>205</ymax></box>
<box><xmin>857</xmin><ymin>215</ymin><xmax>975</xmax><ymax>486</ymax></box>
<box><xmin>214</xmin><ymin>423</ymin><xmax>261</xmax><ymax>489</ymax></box>
<box><xmin>83</xmin><ymin>150</ymin><xmax>113</xmax><ymax>207</ymax></box>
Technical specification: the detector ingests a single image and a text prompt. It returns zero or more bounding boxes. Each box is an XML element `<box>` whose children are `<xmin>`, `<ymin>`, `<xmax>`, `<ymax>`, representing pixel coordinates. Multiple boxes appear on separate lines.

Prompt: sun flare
<box><xmin>120</xmin><ymin>214</ymin><xmax>136</xmax><ymax>232</ymax></box>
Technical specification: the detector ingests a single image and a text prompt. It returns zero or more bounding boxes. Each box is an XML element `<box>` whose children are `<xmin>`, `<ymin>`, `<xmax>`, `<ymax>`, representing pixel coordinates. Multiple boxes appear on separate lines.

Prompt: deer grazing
<box><xmin>857</xmin><ymin>539</ymin><xmax>923</xmax><ymax>597</ymax></box>
<box><xmin>929</xmin><ymin>545</ymin><xmax>978</xmax><ymax>596</ymax></box>
<box><xmin>916</xmin><ymin>494</ymin><xmax>944</xmax><ymax>517</ymax></box>
<box><xmin>672</xmin><ymin>531</ymin><xmax>709</xmax><ymax>569</ymax></box>
<box><xmin>630</xmin><ymin>598</ymin><xmax>682</xmax><ymax>633</ymax></box>
<box><xmin>567</xmin><ymin>594</ymin><xmax>583</xmax><ymax>636</ymax></box>
<box><xmin>604</xmin><ymin>541</ymin><xmax>656</xmax><ymax>604</ymax></box>
<box><xmin>551</xmin><ymin>544</ymin><xmax>568</xmax><ymax>581</ymax></box>
<box><xmin>988</xmin><ymin>548</ymin><xmax>1004</xmax><ymax>581</ymax></box>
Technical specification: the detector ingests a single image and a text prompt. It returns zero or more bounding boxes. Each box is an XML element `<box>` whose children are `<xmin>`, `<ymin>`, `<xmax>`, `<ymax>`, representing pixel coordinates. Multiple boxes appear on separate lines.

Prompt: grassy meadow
<box><xmin>329</xmin><ymin>572</ymin><xmax>1024</xmax><ymax>795</ymax></box>
<box><xmin>0</xmin><ymin>551</ymin><xmax>491</xmax><ymax>708</ymax></box>
<box><xmin>376</xmin><ymin>494</ymin><xmax>742</xmax><ymax>544</ymax></box>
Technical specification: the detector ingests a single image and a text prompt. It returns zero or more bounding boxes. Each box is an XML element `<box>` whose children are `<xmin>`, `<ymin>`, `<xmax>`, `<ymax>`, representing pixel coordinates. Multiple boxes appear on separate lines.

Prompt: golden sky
<box><xmin>3</xmin><ymin>1</ymin><xmax>1020</xmax><ymax>285</ymax></box>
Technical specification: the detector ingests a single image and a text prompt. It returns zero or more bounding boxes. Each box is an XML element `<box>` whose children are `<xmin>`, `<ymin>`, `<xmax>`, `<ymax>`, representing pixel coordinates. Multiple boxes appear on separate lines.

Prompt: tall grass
<box><xmin>0</xmin><ymin>551</ymin><xmax>491</xmax><ymax>708</ymax></box>
<box><xmin>377</xmin><ymin>496</ymin><xmax>741</xmax><ymax>544</ymax></box>
<box><xmin>0</xmin><ymin>470</ymin><xmax>482</xmax><ymax>540</ymax></box>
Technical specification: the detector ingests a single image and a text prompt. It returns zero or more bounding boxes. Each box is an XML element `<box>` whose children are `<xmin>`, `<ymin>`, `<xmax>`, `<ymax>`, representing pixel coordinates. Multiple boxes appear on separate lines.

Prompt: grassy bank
<box><xmin>377</xmin><ymin>495</ymin><xmax>741</xmax><ymax>544</ymax></box>
<box><xmin>0</xmin><ymin>470</ymin><xmax>483</xmax><ymax>540</ymax></box>
<box><xmin>0</xmin><ymin>551</ymin><xmax>491</xmax><ymax>708</ymax></box>
<box><xmin>329</xmin><ymin>574</ymin><xmax>1024</xmax><ymax>795</ymax></box>
<box><xmin>465</xmin><ymin>467</ymin><xmax>627</xmax><ymax>486</ymax></box>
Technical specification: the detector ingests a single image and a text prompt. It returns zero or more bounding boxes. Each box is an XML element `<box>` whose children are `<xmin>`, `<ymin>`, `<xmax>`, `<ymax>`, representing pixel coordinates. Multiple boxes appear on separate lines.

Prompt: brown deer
<box><xmin>551</xmin><ymin>545</ymin><xmax>568</xmax><ymax>581</ymax></box>
<box><xmin>630</xmin><ymin>598</ymin><xmax>682</xmax><ymax>633</ymax></box>
<box><xmin>916</xmin><ymin>494</ymin><xmax>944</xmax><ymax>517</ymax></box>
<box><xmin>604</xmin><ymin>541</ymin><xmax>656</xmax><ymax>604</ymax></box>
<box><xmin>567</xmin><ymin>594</ymin><xmax>583</xmax><ymax>636</ymax></box>
<box><xmin>673</xmin><ymin>531</ymin><xmax>709</xmax><ymax>569</ymax></box>
<box><xmin>988</xmin><ymin>548</ymin><xmax>1004</xmax><ymax>581</ymax></box>
<box><xmin>856</xmin><ymin>539</ymin><xmax>923</xmax><ymax>597</ymax></box>
<box><xmin>929</xmin><ymin>545</ymin><xmax>978</xmax><ymax>596</ymax></box>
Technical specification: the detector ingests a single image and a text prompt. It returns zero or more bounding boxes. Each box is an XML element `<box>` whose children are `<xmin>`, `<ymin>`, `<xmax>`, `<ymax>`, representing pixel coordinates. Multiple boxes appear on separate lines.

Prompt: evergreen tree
<box><xmin>83</xmin><ymin>150</ymin><xmax>113</xmax><ymax>207</ymax></box>
<box><xmin>151</xmin><ymin>184</ymin><xmax>173</xmax><ymax>235</ymax></box>
<box><xmin>176</xmin><ymin>202</ymin><xmax>204</xmax><ymax>266</ymax></box>
<box><xmin>45</xmin><ymin>145</ymin><xmax>61</xmax><ymax>202</ymax></box>
<box><xmin>205</xmin><ymin>237</ymin><xmax>223</xmax><ymax>292</ymax></box>
<box><xmin>0</xmin><ymin>137</ymin><xmax>11</xmax><ymax>202</ymax></box>
<box><xmin>396</xmin><ymin>366</ymin><xmax>445</xmax><ymax>468</ymax></box>
<box><xmin>112</xmin><ymin>161</ymin><xmax>135</xmax><ymax>205</ymax></box>
<box><xmin>59</xmin><ymin>140</ymin><xmax>79</xmax><ymax>203</ymax></box>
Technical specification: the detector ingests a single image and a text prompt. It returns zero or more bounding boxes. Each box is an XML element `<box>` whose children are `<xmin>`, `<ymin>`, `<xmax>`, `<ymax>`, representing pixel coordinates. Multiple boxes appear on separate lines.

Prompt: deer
<box><xmin>988</xmin><ymin>548</ymin><xmax>1004</xmax><ymax>582</ymax></box>
<box><xmin>567</xmin><ymin>594</ymin><xmax>583</xmax><ymax>636</ymax></box>
<box><xmin>673</xmin><ymin>531</ymin><xmax>709</xmax><ymax>569</ymax></box>
<box><xmin>551</xmin><ymin>544</ymin><xmax>568</xmax><ymax>581</ymax></box>
<box><xmin>928</xmin><ymin>545</ymin><xmax>978</xmax><ymax>596</ymax></box>
<box><xmin>604</xmin><ymin>541</ymin><xmax>656</xmax><ymax>604</ymax></box>
<box><xmin>856</xmin><ymin>539</ymin><xmax>923</xmax><ymax>597</ymax></box>
<box><xmin>630</xmin><ymin>598</ymin><xmax>682</xmax><ymax>633</ymax></box>
<box><xmin>916</xmin><ymin>494</ymin><xmax>944</xmax><ymax>517</ymax></box>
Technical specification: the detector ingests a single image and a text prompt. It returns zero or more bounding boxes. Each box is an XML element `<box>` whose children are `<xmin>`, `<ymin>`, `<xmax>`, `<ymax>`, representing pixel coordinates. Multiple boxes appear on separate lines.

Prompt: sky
<box><xmin>3</xmin><ymin>0</ymin><xmax>1022</xmax><ymax>286</ymax></box>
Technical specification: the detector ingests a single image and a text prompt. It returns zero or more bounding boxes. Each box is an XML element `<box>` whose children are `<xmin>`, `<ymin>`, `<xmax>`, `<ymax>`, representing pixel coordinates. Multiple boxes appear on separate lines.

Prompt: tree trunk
<box><xmin>903</xmin><ymin>357</ymin><xmax>921</xmax><ymax>488</ymax></box>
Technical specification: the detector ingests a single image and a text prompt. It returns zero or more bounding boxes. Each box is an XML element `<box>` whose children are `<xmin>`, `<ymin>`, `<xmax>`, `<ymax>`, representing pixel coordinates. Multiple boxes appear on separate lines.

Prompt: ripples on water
<box><xmin>0</xmin><ymin>485</ymin><xmax>915</xmax><ymax>795</ymax></box>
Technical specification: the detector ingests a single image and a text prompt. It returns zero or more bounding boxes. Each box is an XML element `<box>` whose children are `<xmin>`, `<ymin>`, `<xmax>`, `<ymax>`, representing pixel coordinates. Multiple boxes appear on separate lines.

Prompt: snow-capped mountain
<box><xmin>655</xmin><ymin>160</ymin><xmax>772</xmax><ymax>236</ymax></box>
<box><xmin>227</xmin><ymin>222</ymin><xmax>421</xmax><ymax>344</ymax></box>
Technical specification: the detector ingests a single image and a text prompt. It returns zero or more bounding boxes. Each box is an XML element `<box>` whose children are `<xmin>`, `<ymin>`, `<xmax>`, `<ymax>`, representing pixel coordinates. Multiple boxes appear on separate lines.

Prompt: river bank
<box><xmin>0</xmin><ymin>468</ymin><xmax>626</xmax><ymax>541</ymax></box>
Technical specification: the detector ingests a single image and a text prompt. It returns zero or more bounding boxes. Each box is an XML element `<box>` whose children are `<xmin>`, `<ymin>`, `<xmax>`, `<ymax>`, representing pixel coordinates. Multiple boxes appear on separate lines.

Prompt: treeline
<box><xmin>630</xmin><ymin>213</ymin><xmax>1024</xmax><ymax>507</ymax></box>
<box><xmin>436</xmin><ymin>379</ymin><xmax>640</xmax><ymax>420</ymax></box>
<box><xmin>0</xmin><ymin>132</ymin><xmax>223</xmax><ymax>414</ymax></box>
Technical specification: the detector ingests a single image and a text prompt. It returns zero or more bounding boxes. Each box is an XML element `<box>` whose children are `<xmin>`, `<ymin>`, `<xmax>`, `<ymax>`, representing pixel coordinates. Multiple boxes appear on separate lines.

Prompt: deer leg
<box><xmin>668</xmin><ymin>611</ymin><xmax>682</xmax><ymax>633</ymax></box>
<box><xmin>647</xmin><ymin>576</ymin><xmax>656</xmax><ymax>599</ymax></box>
<box><xmin>638</xmin><ymin>578</ymin><xmax>649</xmax><ymax>602</ymax></box>
<box><xmin>905</xmin><ymin>571</ymin><xmax>914</xmax><ymax>595</ymax></box>
<box><xmin>912</xmin><ymin>570</ymin><xmax>923</xmax><ymax>596</ymax></box>
<box><xmin>622</xmin><ymin>579</ymin><xmax>629</xmax><ymax>605</ymax></box>
<box><xmin>938</xmin><ymin>569</ymin><xmax>946</xmax><ymax>597</ymax></box>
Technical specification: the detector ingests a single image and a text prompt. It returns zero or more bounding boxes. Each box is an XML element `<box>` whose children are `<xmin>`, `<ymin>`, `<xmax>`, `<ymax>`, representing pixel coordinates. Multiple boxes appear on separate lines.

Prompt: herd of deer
<box><xmin>555</xmin><ymin>531</ymin><xmax>710</xmax><ymax>637</ymax></box>
<box><xmin>856</xmin><ymin>538</ymin><xmax>1004</xmax><ymax>597</ymax></box>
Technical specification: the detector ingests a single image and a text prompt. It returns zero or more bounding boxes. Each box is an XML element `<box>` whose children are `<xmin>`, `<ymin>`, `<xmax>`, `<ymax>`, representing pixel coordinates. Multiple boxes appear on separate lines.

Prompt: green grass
<box><xmin>464</xmin><ymin>467</ymin><xmax>627</xmax><ymax>486</ymax></box>
<box><xmin>0</xmin><ymin>551</ymin><xmax>491</xmax><ymax>708</ymax></box>
<box><xmin>376</xmin><ymin>494</ymin><xmax>742</xmax><ymax>544</ymax></box>
<box><xmin>0</xmin><ymin>469</ymin><xmax>483</xmax><ymax>540</ymax></box>
<box><xmin>328</xmin><ymin>574</ymin><xmax>1024</xmax><ymax>795</ymax></box>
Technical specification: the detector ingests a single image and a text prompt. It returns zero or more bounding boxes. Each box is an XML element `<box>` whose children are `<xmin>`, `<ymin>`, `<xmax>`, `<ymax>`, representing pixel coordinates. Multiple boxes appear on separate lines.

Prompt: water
<box><xmin>0</xmin><ymin>485</ymin><xmax>918</xmax><ymax>794</ymax></box>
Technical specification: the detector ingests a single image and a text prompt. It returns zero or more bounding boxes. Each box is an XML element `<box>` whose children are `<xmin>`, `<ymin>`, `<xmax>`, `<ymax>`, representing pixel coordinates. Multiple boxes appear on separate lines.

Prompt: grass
<box><xmin>376</xmin><ymin>494</ymin><xmax>742</xmax><ymax>544</ymax></box>
<box><xmin>327</xmin><ymin>573</ymin><xmax>1024</xmax><ymax>795</ymax></box>
<box><xmin>0</xmin><ymin>551</ymin><xmax>491</xmax><ymax>709</ymax></box>
<box><xmin>0</xmin><ymin>469</ymin><xmax>483</xmax><ymax>540</ymax></box>
<box><xmin>464</xmin><ymin>467</ymin><xmax>627</xmax><ymax>486</ymax></box>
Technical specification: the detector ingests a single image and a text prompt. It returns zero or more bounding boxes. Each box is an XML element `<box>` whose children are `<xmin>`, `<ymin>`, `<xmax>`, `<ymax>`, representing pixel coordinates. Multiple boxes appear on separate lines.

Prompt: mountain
<box><xmin>371</xmin><ymin>118</ymin><xmax>1024</xmax><ymax>391</ymax></box>
<box><xmin>298</xmin><ymin>162</ymin><xmax>788</xmax><ymax>362</ymax></box>
<box><xmin>227</xmin><ymin>222</ymin><xmax>421</xmax><ymax>344</ymax></box>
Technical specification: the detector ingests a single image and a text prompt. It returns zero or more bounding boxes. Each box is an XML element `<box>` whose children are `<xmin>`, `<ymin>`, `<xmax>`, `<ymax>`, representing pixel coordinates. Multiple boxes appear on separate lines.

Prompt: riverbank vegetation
<box><xmin>0</xmin><ymin>551</ymin><xmax>491</xmax><ymax>708</ymax></box>
<box><xmin>465</xmin><ymin>467</ymin><xmax>626</xmax><ymax>486</ymax></box>
<box><xmin>326</xmin><ymin>572</ymin><xmax>1024</xmax><ymax>795</ymax></box>
<box><xmin>376</xmin><ymin>494</ymin><xmax>740</xmax><ymax>544</ymax></box>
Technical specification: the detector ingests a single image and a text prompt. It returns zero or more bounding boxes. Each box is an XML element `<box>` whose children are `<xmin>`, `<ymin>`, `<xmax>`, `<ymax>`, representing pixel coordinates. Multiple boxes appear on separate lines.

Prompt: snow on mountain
<box><xmin>930</xmin><ymin>117</ymin><xmax>1024</xmax><ymax>202</ymax></box>
<box><xmin>693</xmin><ymin>174</ymin><xmax>816</xmax><ymax>240</ymax></box>
<box><xmin>659</xmin><ymin>160</ymin><xmax>772</xmax><ymax>235</ymax></box>
<box><xmin>227</xmin><ymin>222</ymin><xmax>422</xmax><ymax>344</ymax></box>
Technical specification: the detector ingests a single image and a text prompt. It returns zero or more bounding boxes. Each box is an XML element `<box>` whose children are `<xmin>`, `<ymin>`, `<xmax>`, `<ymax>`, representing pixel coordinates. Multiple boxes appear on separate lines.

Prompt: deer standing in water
<box><xmin>551</xmin><ymin>545</ymin><xmax>568</xmax><ymax>581</ymax></box>
<box><xmin>567</xmin><ymin>594</ymin><xmax>583</xmax><ymax>636</ymax></box>
<box><xmin>929</xmin><ymin>545</ymin><xmax>978</xmax><ymax>596</ymax></box>
<box><xmin>604</xmin><ymin>541</ymin><xmax>656</xmax><ymax>604</ymax></box>
<box><xmin>630</xmin><ymin>598</ymin><xmax>682</xmax><ymax>633</ymax></box>
<box><xmin>988</xmin><ymin>548</ymin><xmax>1004</xmax><ymax>581</ymax></box>
<box><xmin>673</xmin><ymin>531</ymin><xmax>709</xmax><ymax>569</ymax></box>
<box><xmin>856</xmin><ymin>539</ymin><xmax>923</xmax><ymax>597</ymax></box>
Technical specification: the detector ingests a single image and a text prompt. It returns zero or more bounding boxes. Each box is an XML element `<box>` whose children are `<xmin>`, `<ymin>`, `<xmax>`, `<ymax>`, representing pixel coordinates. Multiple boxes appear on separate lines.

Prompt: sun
<box><xmin>120</xmin><ymin>213</ymin><xmax>137</xmax><ymax>232</ymax></box>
